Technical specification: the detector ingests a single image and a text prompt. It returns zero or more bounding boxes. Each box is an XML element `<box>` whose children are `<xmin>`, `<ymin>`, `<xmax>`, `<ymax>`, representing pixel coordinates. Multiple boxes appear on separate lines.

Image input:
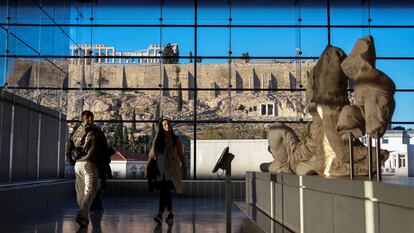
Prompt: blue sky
<box><xmin>0</xmin><ymin>2</ymin><xmax>413</xmax><ymax>126</ymax></box>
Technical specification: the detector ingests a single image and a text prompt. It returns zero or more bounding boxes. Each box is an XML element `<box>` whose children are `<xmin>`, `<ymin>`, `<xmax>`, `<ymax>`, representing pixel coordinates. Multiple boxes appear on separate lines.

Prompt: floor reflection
<box><xmin>1</xmin><ymin>197</ymin><xmax>264</xmax><ymax>233</ymax></box>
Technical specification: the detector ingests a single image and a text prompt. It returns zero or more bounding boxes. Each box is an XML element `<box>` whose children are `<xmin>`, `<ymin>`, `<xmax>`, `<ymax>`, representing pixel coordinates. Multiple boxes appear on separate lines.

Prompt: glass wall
<box><xmin>1</xmin><ymin>0</ymin><xmax>413</xmax><ymax>181</ymax></box>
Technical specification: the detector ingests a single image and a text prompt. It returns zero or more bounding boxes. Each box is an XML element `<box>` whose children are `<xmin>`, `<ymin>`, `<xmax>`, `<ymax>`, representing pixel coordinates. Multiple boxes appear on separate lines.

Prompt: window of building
<box><xmin>361</xmin><ymin>137</ymin><xmax>367</xmax><ymax>144</ymax></box>
<box><xmin>260</xmin><ymin>103</ymin><xmax>275</xmax><ymax>116</ymax></box>
<box><xmin>268</xmin><ymin>104</ymin><xmax>274</xmax><ymax>116</ymax></box>
<box><xmin>382</xmin><ymin>138</ymin><xmax>389</xmax><ymax>144</ymax></box>
<box><xmin>399</xmin><ymin>154</ymin><xmax>406</xmax><ymax>168</ymax></box>
<box><xmin>261</xmin><ymin>104</ymin><xmax>267</xmax><ymax>116</ymax></box>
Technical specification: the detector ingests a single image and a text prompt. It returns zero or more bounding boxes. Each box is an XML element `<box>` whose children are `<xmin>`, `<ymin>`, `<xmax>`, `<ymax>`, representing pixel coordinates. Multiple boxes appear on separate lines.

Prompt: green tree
<box><xmin>189</xmin><ymin>51</ymin><xmax>193</xmax><ymax>63</ymax></box>
<box><xmin>131</xmin><ymin>109</ymin><xmax>137</xmax><ymax>132</ymax></box>
<box><xmin>242</xmin><ymin>52</ymin><xmax>250</xmax><ymax>63</ymax></box>
<box><xmin>177</xmin><ymin>82</ymin><xmax>183</xmax><ymax>112</ymax></box>
<box><xmin>123</xmin><ymin>127</ymin><xmax>129</xmax><ymax>147</ymax></box>
<box><xmin>155</xmin><ymin>103</ymin><xmax>161</xmax><ymax>121</ymax></box>
<box><xmin>174</xmin><ymin>65</ymin><xmax>181</xmax><ymax>85</ymax></box>
<box><xmin>96</xmin><ymin>67</ymin><xmax>108</xmax><ymax>96</ymax></box>
<box><xmin>162</xmin><ymin>43</ymin><xmax>179</xmax><ymax>64</ymax></box>
<box><xmin>111</xmin><ymin>108</ymin><xmax>124</xmax><ymax>148</ymax></box>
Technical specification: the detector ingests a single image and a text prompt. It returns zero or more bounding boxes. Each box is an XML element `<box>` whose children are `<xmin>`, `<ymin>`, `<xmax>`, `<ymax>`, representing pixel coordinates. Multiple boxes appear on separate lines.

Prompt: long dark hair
<box><xmin>154</xmin><ymin>119</ymin><xmax>178</xmax><ymax>154</ymax></box>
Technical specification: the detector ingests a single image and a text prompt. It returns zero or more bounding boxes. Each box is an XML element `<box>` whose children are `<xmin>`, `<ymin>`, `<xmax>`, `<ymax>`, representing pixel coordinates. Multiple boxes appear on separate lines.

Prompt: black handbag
<box><xmin>71</xmin><ymin>131</ymin><xmax>88</xmax><ymax>161</ymax></box>
<box><xmin>147</xmin><ymin>159</ymin><xmax>160</xmax><ymax>192</ymax></box>
<box><xmin>71</xmin><ymin>147</ymin><xmax>85</xmax><ymax>161</ymax></box>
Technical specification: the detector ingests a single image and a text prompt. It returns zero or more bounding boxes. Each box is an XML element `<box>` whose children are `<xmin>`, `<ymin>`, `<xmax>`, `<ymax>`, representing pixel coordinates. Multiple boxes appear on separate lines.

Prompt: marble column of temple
<box><xmin>154</xmin><ymin>49</ymin><xmax>159</xmax><ymax>63</ymax></box>
<box><xmin>78</xmin><ymin>49</ymin><xmax>83</xmax><ymax>65</ymax></box>
<box><xmin>98</xmin><ymin>48</ymin><xmax>102</xmax><ymax>63</ymax></box>
<box><xmin>84</xmin><ymin>48</ymin><xmax>90</xmax><ymax>65</ymax></box>
<box><xmin>110</xmin><ymin>47</ymin><xmax>116</xmax><ymax>63</ymax></box>
<box><xmin>70</xmin><ymin>49</ymin><xmax>75</xmax><ymax>64</ymax></box>
<box><xmin>72</xmin><ymin>48</ymin><xmax>81</xmax><ymax>65</ymax></box>
<box><xmin>103</xmin><ymin>49</ymin><xmax>107</xmax><ymax>63</ymax></box>
<box><xmin>117</xmin><ymin>52</ymin><xmax>122</xmax><ymax>64</ymax></box>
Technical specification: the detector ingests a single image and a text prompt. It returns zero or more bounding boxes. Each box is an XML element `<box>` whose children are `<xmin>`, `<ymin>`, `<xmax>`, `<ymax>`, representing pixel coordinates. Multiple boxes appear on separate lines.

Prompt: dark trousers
<box><xmin>158</xmin><ymin>180</ymin><xmax>174</xmax><ymax>213</ymax></box>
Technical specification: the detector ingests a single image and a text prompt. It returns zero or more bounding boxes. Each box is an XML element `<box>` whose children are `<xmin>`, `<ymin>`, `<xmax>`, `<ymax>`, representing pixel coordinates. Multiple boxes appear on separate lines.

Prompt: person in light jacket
<box><xmin>146</xmin><ymin>119</ymin><xmax>187</xmax><ymax>224</ymax></box>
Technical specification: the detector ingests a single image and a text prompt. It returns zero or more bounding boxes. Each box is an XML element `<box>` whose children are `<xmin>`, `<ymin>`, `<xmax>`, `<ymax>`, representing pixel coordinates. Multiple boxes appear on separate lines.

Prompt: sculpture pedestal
<box><xmin>241</xmin><ymin>172</ymin><xmax>414</xmax><ymax>233</ymax></box>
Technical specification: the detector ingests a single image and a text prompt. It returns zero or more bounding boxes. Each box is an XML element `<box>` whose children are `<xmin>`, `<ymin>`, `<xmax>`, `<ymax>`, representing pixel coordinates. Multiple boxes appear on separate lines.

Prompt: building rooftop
<box><xmin>111</xmin><ymin>150</ymin><xmax>148</xmax><ymax>162</ymax></box>
<box><xmin>384</xmin><ymin>130</ymin><xmax>405</xmax><ymax>136</ymax></box>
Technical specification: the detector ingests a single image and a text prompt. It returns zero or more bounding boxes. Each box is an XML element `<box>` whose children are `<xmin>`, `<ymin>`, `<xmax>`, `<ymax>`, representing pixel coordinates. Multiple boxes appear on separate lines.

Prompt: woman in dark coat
<box><xmin>146</xmin><ymin>119</ymin><xmax>187</xmax><ymax>224</ymax></box>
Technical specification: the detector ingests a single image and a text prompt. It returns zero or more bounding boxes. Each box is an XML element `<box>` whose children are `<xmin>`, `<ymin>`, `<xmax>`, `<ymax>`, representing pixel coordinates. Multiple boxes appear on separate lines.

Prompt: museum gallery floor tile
<box><xmin>0</xmin><ymin>197</ymin><xmax>264</xmax><ymax>233</ymax></box>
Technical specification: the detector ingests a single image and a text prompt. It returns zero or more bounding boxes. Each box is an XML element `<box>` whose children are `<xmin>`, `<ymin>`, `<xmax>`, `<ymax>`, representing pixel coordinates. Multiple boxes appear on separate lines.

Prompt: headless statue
<box><xmin>261</xmin><ymin>36</ymin><xmax>393</xmax><ymax>176</ymax></box>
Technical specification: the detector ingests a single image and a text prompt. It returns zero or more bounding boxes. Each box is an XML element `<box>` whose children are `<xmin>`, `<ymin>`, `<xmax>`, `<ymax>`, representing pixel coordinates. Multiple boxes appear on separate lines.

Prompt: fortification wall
<box><xmin>7</xmin><ymin>60</ymin><xmax>68</xmax><ymax>88</ymax></box>
<box><xmin>67</xmin><ymin>61</ymin><xmax>315</xmax><ymax>100</ymax></box>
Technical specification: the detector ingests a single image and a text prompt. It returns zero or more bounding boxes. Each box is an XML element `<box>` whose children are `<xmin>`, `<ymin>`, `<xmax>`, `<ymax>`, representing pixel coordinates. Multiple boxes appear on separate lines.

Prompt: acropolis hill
<box><xmin>7</xmin><ymin>59</ymin><xmax>316</xmax><ymax>122</ymax></box>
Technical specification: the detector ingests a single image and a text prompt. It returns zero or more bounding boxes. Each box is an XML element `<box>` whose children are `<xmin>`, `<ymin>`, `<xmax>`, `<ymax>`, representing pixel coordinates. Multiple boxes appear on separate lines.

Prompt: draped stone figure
<box><xmin>261</xmin><ymin>36</ymin><xmax>394</xmax><ymax>176</ymax></box>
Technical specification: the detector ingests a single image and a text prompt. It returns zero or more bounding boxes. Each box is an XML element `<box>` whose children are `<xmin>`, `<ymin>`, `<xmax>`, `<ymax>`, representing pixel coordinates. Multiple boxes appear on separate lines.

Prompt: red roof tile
<box><xmin>111</xmin><ymin>151</ymin><xmax>126</xmax><ymax>161</ymax></box>
<box><xmin>111</xmin><ymin>150</ymin><xmax>148</xmax><ymax>161</ymax></box>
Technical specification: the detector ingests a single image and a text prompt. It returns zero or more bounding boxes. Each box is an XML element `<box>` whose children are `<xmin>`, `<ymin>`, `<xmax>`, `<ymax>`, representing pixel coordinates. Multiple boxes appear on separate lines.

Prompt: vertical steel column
<box><xmin>4</xmin><ymin>0</ymin><xmax>10</xmax><ymax>87</ymax></box>
<box><xmin>57</xmin><ymin>113</ymin><xmax>62</xmax><ymax>178</ymax></box>
<box><xmin>8</xmin><ymin>98</ymin><xmax>15</xmax><ymax>183</ymax></box>
<box><xmin>1</xmin><ymin>1</ymin><xmax>10</xmax><ymax>180</ymax></box>
<box><xmin>0</xmin><ymin>91</ymin><xmax>3</xmax><ymax>180</ymax></box>
<box><xmin>227</xmin><ymin>0</ymin><xmax>232</xmax><ymax>119</ymax></box>
<box><xmin>159</xmin><ymin>0</ymin><xmax>164</xmax><ymax>115</ymax></box>
<box><xmin>37</xmin><ymin>114</ymin><xmax>42</xmax><ymax>179</ymax></box>
<box><xmin>193</xmin><ymin>0</ymin><xmax>198</xmax><ymax>180</ymax></box>
<box><xmin>367</xmin><ymin>0</ymin><xmax>372</xmax><ymax>35</ymax></box>
<box><xmin>376</xmin><ymin>137</ymin><xmax>382</xmax><ymax>181</ymax></box>
<box><xmin>225</xmin><ymin>165</ymin><xmax>232</xmax><ymax>233</ymax></box>
<box><xmin>367</xmin><ymin>135</ymin><xmax>373</xmax><ymax>180</ymax></box>
<box><xmin>348</xmin><ymin>135</ymin><xmax>355</xmax><ymax>180</ymax></box>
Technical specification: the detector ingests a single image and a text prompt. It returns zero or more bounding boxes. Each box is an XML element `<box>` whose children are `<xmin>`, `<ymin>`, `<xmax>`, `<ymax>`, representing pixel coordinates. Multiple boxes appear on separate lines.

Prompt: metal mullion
<box><xmin>159</xmin><ymin>0</ymin><xmax>163</xmax><ymax>118</ymax></box>
<box><xmin>65</xmin><ymin>119</ymin><xmax>414</xmax><ymax>125</ymax></box>
<box><xmin>5</xmin><ymin>54</ymin><xmax>414</xmax><ymax>60</ymax></box>
<box><xmin>327</xmin><ymin>0</ymin><xmax>331</xmax><ymax>45</ymax></box>
<box><xmin>4</xmin><ymin>23</ymin><xmax>414</xmax><ymax>28</ymax></box>
<box><xmin>193</xmin><ymin>0</ymin><xmax>198</xmax><ymax>180</ymax></box>
<box><xmin>295</xmin><ymin>0</ymin><xmax>303</xmax><ymax>121</ymax></box>
<box><xmin>67</xmin><ymin>119</ymin><xmax>310</xmax><ymax>124</ymax></box>
<box><xmin>3</xmin><ymin>0</ymin><xmax>10</xmax><ymax>89</ymax></box>
<box><xmin>4</xmin><ymin>86</ymin><xmax>414</xmax><ymax>93</ymax></box>
<box><xmin>228</xmin><ymin>0</ymin><xmax>232</xmax><ymax>120</ymax></box>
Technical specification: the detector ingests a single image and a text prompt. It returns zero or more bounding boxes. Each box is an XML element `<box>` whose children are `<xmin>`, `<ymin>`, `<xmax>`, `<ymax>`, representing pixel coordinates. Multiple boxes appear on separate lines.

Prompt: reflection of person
<box><xmin>66</xmin><ymin>110</ymin><xmax>109</xmax><ymax>227</ymax></box>
<box><xmin>146</xmin><ymin>119</ymin><xmax>187</xmax><ymax>224</ymax></box>
<box><xmin>153</xmin><ymin>222</ymin><xmax>173</xmax><ymax>233</ymax></box>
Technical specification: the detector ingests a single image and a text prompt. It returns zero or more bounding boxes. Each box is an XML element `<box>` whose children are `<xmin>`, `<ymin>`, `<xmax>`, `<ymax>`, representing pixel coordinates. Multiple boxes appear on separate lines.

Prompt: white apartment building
<box><xmin>110</xmin><ymin>151</ymin><xmax>147</xmax><ymax>179</ymax></box>
<box><xmin>362</xmin><ymin>129</ymin><xmax>414</xmax><ymax>177</ymax></box>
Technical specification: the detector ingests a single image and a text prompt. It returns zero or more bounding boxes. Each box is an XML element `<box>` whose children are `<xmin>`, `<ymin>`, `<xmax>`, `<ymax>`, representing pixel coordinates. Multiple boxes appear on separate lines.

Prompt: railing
<box><xmin>349</xmin><ymin>135</ymin><xmax>383</xmax><ymax>181</ymax></box>
<box><xmin>0</xmin><ymin>90</ymin><xmax>67</xmax><ymax>183</ymax></box>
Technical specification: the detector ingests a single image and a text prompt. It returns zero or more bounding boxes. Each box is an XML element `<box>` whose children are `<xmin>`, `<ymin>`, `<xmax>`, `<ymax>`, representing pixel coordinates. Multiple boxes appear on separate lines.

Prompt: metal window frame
<box><xmin>2</xmin><ymin>0</ymin><xmax>414</xmax><ymax>181</ymax></box>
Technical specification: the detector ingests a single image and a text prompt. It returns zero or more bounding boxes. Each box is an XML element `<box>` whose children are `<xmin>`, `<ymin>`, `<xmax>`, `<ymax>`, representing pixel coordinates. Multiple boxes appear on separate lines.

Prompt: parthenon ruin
<box><xmin>70</xmin><ymin>44</ymin><xmax>179</xmax><ymax>65</ymax></box>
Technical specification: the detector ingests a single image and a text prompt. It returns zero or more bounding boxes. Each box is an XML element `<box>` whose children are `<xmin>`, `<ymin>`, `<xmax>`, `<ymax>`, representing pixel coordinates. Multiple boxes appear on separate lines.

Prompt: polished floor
<box><xmin>1</xmin><ymin>197</ymin><xmax>264</xmax><ymax>233</ymax></box>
